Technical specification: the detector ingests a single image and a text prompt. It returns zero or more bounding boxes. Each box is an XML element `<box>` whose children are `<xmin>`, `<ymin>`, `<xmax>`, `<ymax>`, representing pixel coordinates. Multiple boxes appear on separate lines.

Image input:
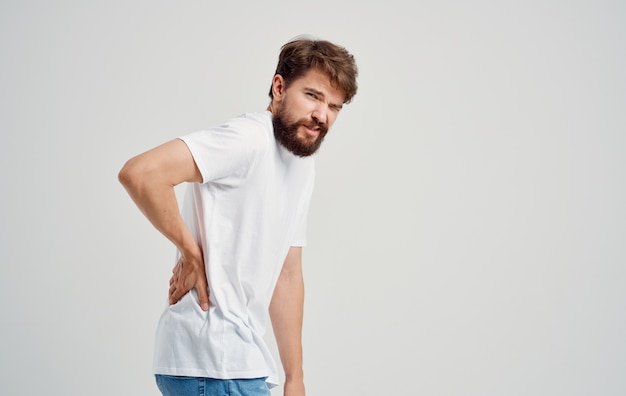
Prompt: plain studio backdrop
<box><xmin>1</xmin><ymin>1</ymin><xmax>625</xmax><ymax>395</ymax></box>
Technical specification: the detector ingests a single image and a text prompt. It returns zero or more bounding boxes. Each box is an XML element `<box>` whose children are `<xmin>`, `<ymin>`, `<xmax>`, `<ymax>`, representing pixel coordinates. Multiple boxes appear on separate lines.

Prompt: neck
<box><xmin>267</xmin><ymin>101</ymin><xmax>277</xmax><ymax>116</ymax></box>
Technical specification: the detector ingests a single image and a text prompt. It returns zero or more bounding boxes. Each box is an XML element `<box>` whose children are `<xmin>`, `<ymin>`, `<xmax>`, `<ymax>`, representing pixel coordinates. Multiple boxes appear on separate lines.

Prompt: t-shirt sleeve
<box><xmin>179</xmin><ymin>118</ymin><xmax>266</xmax><ymax>184</ymax></box>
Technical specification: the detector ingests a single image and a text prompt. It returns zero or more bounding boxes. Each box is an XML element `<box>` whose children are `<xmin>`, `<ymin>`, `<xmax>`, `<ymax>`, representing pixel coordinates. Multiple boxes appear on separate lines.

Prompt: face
<box><xmin>270</xmin><ymin>69</ymin><xmax>344</xmax><ymax>157</ymax></box>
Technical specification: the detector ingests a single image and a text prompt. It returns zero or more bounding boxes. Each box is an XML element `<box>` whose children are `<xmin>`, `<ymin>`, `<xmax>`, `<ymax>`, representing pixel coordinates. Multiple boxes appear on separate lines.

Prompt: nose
<box><xmin>311</xmin><ymin>104</ymin><xmax>328</xmax><ymax>125</ymax></box>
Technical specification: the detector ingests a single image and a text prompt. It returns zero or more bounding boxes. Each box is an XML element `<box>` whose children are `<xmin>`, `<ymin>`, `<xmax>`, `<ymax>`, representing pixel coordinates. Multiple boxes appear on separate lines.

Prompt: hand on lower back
<box><xmin>169</xmin><ymin>250</ymin><xmax>210</xmax><ymax>311</ymax></box>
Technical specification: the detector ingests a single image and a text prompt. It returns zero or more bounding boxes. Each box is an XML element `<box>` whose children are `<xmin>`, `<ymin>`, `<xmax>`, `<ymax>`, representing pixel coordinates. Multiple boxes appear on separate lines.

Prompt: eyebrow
<box><xmin>304</xmin><ymin>87</ymin><xmax>343</xmax><ymax>110</ymax></box>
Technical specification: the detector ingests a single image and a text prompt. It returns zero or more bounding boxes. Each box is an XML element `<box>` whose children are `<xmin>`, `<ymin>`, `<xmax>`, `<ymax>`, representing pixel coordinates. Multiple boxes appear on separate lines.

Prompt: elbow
<box><xmin>118</xmin><ymin>157</ymin><xmax>142</xmax><ymax>191</ymax></box>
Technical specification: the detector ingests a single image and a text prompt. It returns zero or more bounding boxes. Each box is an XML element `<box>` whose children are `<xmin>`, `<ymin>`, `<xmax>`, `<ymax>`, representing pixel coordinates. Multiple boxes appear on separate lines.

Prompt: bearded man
<box><xmin>118</xmin><ymin>37</ymin><xmax>358</xmax><ymax>396</ymax></box>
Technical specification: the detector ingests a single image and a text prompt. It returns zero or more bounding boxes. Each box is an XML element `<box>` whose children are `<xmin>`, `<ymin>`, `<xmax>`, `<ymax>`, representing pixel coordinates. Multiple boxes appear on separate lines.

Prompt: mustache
<box><xmin>296</xmin><ymin>118</ymin><xmax>328</xmax><ymax>134</ymax></box>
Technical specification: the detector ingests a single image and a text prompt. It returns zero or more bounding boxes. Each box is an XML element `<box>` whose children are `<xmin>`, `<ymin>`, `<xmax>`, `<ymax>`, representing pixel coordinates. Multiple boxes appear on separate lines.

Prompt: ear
<box><xmin>271</xmin><ymin>74</ymin><xmax>286</xmax><ymax>101</ymax></box>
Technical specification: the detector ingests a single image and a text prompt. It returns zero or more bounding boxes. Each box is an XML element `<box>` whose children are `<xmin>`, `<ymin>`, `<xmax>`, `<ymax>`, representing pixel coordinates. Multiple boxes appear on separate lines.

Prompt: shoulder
<box><xmin>219</xmin><ymin>111</ymin><xmax>272</xmax><ymax>136</ymax></box>
<box><xmin>213</xmin><ymin>111</ymin><xmax>271</xmax><ymax>151</ymax></box>
<box><xmin>182</xmin><ymin>112</ymin><xmax>271</xmax><ymax>154</ymax></box>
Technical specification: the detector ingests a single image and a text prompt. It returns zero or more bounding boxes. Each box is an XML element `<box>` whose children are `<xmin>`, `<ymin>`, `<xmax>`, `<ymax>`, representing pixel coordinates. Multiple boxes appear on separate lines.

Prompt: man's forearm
<box><xmin>119</xmin><ymin>170</ymin><xmax>194</xmax><ymax>253</ymax></box>
<box><xmin>270</xmin><ymin>248</ymin><xmax>306</xmax><ymax>384</ymax></box>
<box><xmin>118</xmin><ymin>141</ymin><xmax>200</xmax><ymax>255</ymax></box>
<box><xmin>270</xmin><ymin>274</ymin><xmax>305</xmax><ymax>380</ymax></box>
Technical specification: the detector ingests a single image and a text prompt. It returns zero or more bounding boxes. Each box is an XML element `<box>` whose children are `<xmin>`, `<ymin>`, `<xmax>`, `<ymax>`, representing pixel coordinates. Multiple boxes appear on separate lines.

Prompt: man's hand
<box><xmin>169</xmin><ymin>251</ymin><xmax>210</xmax><ymax>311</ymax></box>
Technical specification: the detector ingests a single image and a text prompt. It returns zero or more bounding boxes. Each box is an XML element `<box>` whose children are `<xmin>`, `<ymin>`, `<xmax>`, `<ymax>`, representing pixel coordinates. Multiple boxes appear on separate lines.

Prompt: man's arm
<box><xmin>118</xmin><ymin>138</ymin><xmax>210</xmax><ymax>310</ymax></box>
<box><xmin>270</xmin><ymin>246</ymin><xmax>306</xmax><ymax>396</ymax></box>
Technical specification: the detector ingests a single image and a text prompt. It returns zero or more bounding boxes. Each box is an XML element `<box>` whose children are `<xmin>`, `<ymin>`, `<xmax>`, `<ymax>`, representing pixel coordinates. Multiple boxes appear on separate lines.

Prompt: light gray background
<box><xmin>1</xmin><ymin>1</ymin><xmax>625</xmax><ymax>395</ymax></box>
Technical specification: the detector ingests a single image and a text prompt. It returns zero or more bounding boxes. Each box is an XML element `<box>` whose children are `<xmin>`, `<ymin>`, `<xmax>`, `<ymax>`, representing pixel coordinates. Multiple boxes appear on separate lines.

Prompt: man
<box><xmin>118</xmin><ymin>36</ymin><xmax>358</xmax><ymax>396</ymax></box>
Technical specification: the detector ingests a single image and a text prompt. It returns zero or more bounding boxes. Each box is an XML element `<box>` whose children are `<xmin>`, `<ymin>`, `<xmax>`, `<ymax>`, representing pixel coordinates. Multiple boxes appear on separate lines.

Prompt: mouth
<box><xmin>302</xmin><ymin>125</ymin><xmax>320</xmax><ymax>137</ymax></box>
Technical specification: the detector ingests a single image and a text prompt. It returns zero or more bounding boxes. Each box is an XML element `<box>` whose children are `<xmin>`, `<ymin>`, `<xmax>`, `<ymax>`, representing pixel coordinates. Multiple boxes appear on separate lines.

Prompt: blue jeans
<box><xmin>155</xmin><ymin>375</ymin><xmax>271</xmax><ymax>396</ymax></box>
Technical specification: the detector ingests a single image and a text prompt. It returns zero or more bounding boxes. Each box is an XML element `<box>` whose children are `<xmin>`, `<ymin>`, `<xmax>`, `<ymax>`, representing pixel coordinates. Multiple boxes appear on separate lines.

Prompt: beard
<box><xmin>272</xmin><ymin>105</ymin><xmax>328</xmax><ymax>157</ymax></box>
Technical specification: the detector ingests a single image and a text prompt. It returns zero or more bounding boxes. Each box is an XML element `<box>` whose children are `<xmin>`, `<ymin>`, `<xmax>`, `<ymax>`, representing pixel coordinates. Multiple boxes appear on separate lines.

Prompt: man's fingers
<box><xmin>168</xmin><ymin>278</ymin><xmax>185</xmax><ymax>305</ymax></box>
<box><xmin>169</xmin><ymin>285</ymin><xmax>179</xmax><ymax>305</ymax></box>
<box><xmin>196</xmin><ymin>280</ymin><xmax>210</xmax><ymax>311</ymax></box>
<box><xmin>168</xmin><ymin>256</ymin><xmax>209</xmax><ymax>310</ymax></box>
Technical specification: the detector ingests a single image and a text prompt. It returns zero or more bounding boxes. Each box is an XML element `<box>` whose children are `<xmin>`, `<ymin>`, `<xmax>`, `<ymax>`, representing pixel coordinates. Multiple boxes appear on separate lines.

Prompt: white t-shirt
<box><xmin>152</xmin><ymin>111</ymin><xmax>315</xmax><ymax>388</ymax></box>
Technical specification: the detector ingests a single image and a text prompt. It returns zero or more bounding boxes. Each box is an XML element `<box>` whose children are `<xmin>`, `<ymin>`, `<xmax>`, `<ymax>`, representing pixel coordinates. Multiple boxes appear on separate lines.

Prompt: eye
<box><xmin>306</xmin><ymin>92</ymin><xmax>318</xmax><ymax>99</ymax></box>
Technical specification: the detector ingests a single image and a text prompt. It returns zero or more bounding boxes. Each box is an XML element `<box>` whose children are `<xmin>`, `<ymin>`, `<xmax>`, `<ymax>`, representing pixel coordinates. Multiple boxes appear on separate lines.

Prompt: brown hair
<box><xmin>269</xmin><ymin>37</ymin><xmax>358</xmax><ymax>104</ymax></box>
